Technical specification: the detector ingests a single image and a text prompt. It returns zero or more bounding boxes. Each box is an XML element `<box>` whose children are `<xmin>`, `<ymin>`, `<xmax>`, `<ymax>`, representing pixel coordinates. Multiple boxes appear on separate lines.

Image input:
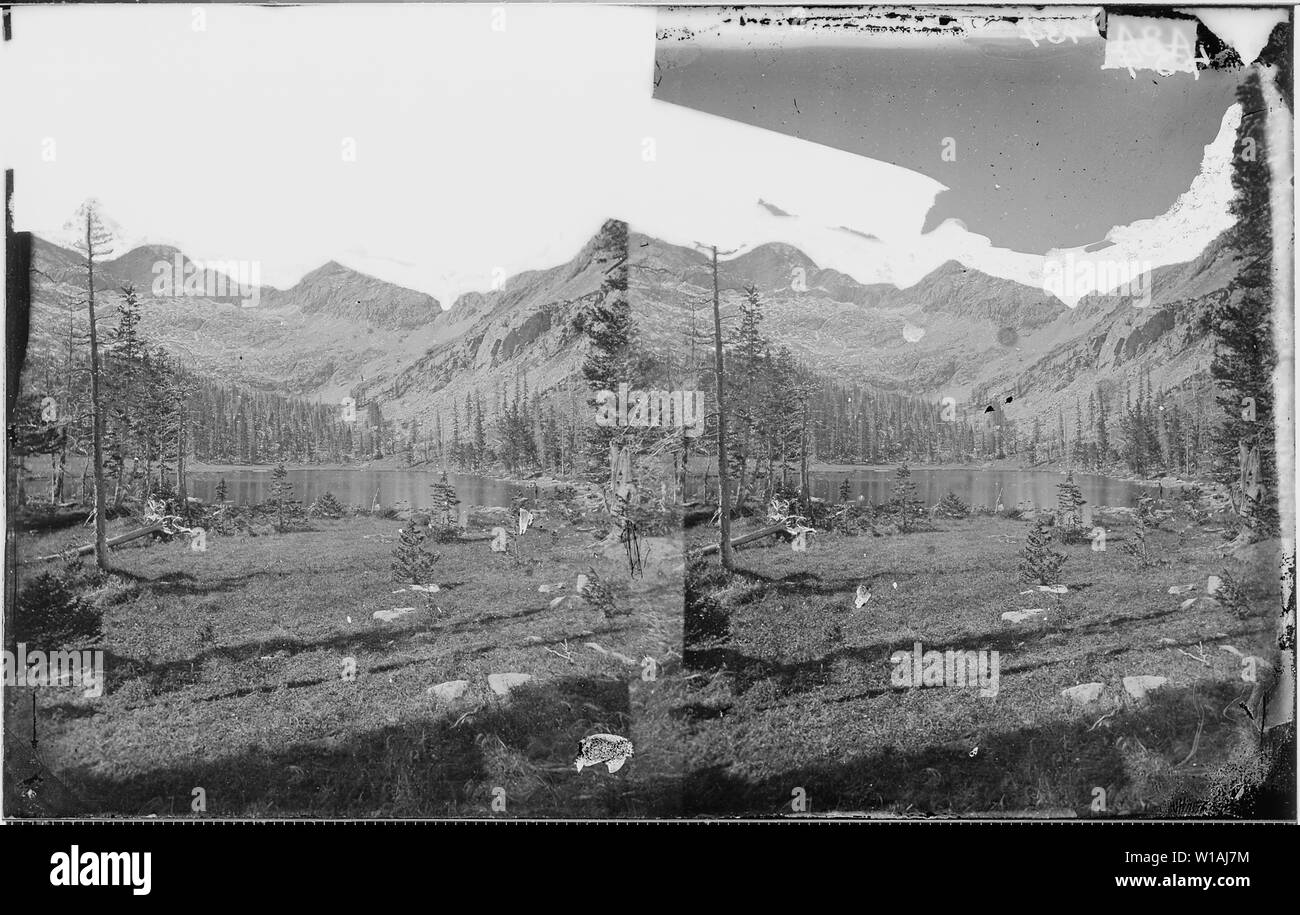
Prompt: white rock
<box><xmin>1038</xmin><ymin>584</ymin><xmax>1069</xmax><ymax>594</ymax></box>
<box><xmin>411</xmin><ymin>583</ymin><xmax>440</xmax><ymax>593</ymax></box>
<box><xmin>538</xmin><ymin>582</ymin><xmax>566</xmax><ymax>593</ymax></box>
<box><xmin>488</xmin><ymin>673</ymin><xmax>534</xmax><ymax>696</ymax></box>
<box><xmin>576</xmin><ymin>573</ymin><xmax>589</xmax><ymax>594</ymax></box>
<box><xmin>549</xmin><ymin>596</ymin><xmax>565</xmax><ymax>608</ymax></box>
<box><xmin>427</xmin><ymin>679</ymin><xmax>469</xmax><ymax>702</ymax></box>
<box><xmin>1001</xmin><ymin>609</ymin><xmax>1050</xmax><ymax>623</ymax></box>
<box><xmin>1061</xmin><ymin>683</ymin><xmax>1105</xmax><ymax>705</ymax></box>
<box><xmin>1123</xmin><ymin>675</ymin><xmax>1168</xmax><ymax>701</ymax></box>
<box><xmin>1206</xmin><ymin>575</ymin><xmax>1223</xmax><ymax>595</ymax></box>
<box><xmin>1168</xmin><ymin>583</ymin><xmax>1197</xmax><ymax>594</ymax></box>
<box><xmin>373</xmin><ymin>608</ymin><xmax>415</xmax><ymax>622</ymax></box>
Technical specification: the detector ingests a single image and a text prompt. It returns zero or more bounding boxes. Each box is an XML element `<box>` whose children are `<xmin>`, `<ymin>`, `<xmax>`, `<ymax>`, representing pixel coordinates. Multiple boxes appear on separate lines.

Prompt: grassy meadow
<box><xmin>672</xmin><ymin>504</ymin><xmax>1289</xmax><ymax>818</ymax></box>
<box><xmin>5</xmin><ymin>502</ymin><xmax>683</xmax><ymax>817</ymax></box>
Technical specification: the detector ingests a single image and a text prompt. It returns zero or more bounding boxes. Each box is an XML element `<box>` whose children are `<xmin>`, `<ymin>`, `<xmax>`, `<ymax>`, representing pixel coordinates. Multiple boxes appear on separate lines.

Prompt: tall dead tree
<box><xmin>70</xmin><ymin>200</ymin><xmax>116</xmax><ymax>570</ymax></box>
<box><xmin>708</xmin><ymin>244</ymin><xmax>735</xmax><ymax>570</ymax></box>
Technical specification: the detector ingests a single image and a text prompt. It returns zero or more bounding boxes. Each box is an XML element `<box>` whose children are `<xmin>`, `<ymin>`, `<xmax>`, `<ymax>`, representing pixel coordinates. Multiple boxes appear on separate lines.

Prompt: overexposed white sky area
<box><xmin>0</xmin><ymin>4</ymin><xmax>1252</xmax><ymax>306</ymax></box>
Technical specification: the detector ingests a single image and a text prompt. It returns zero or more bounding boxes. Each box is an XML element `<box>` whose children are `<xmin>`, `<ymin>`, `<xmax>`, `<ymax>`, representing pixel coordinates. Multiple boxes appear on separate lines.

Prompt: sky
<box><xmin>0</xmin><ymin>4</ymin><xmax>1274</xmax><ymax>306</ymax></box>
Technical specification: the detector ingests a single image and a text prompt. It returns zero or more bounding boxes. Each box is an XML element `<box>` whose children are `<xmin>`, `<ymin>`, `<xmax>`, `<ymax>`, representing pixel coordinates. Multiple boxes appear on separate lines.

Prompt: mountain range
<box><xmin>26</xmin><ymin>216</ymin><xmax>1237</xmax><ymax>436</ymax></box>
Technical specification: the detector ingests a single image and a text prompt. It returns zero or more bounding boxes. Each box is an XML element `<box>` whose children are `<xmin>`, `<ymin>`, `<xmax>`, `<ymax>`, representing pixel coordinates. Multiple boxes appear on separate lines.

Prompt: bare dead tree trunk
<box><xmin>711</xmin><ymin>245</ymin><xmax>734</xmax><ymax>571</ymax></box>
<box><xmin>85</xmin><ymin>225</ymin><xmax>109</xmax><ymax>570</ymax></box>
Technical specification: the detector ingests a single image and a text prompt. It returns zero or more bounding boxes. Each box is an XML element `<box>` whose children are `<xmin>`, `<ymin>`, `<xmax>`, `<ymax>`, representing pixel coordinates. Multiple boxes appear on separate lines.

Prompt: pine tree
<box><xmin>308</xmin><ymin>490</ymin><xmax>344</xmax><ymax>519</ymax></box>
<box><xmin>1054</xmin><ymin>471</ymin><xmax>1087</xmax><ymax>542</ymax></box>
<box><xmin>450</xmin><ymin>404</ymin><xmax>463</xmax><ymax>470</ymax></box>
<box><xmin>391</xmin><ymin>522</ymin><xmax>440</xmax><ymax>585</ymax></box>
<box><xmin>889</xmin><ymin>462</ymin><xmax>925</xmax><ymax>532</ymax></box>
<box><xmin>574</xmin><ymin>219</ymin><xmax>632</xmax><ymax>483</ymax></box>
<box><xmin>1018</xmin><ymin>523</ymin><xmax>1066</xmax><ymax>585</ymax></box>
<box><xmin>1201</xmin><ymin>67</ymin><xmax>1280</xmax><ymax>537</ymax></box>
<box><xmin>214</xmin><ymin>478</ymin><xmax>228</xmax><ymax>503</ymax></box>
<box><xmin>472</xmin><ymin>395</ymin><xmax>488</xmax><ymax>469</ymax></box>
<box><xmin>1095</xmin><ymin>388</ymin><xmax>1110</xmax><ymax>469</ymax></box>
<box><xmin>1071</xmin><ymin>398</ymin><xmax>1086</xmax><ymax>466</ymax></box>
<box><xmin>268</xmin><ymin>462</ymin><xmax>299</xmax><ymax>531</ymax></box>
<box><xmin>580</xmin><ymin>566</ymin><xmax>619</xmax><ymax>620</ymax></box>
<box><xmin>936</xmin><ymin>490</ymin><xmax>970</xmax><ymax>519</ymax></box>
<box><xmin>429</xmin><ymin>470</ymin><xmax>460</xmax><ymax>527</ymax></box>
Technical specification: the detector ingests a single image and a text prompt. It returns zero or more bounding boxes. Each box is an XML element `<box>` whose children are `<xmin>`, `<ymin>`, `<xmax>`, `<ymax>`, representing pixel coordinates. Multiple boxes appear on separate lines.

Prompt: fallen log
<box><xmin>691</xmin><ymin>522</ymin><xmax>789</xmax><ymax>557</ymax></box>
<box><xmin>456</xmin><ymin>531</ymin><xmax>499</xmax><ymax>542</ymax></box>
<box><xmin>28</xmin><ymin>522</ymin><xmax>169</xmax><ymax>564</ymax></box>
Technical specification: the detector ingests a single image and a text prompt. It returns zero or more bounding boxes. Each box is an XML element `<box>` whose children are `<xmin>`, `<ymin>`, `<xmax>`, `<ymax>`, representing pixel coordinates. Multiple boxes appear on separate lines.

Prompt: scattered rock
<box><xmin>373</xmin><ymin>608</ymin><xmax>415</xmax><ymax>622</ymax></box>
<box><xmin>1061</xmin><ymin>683</ymin><xmax>1105</xmax><ymax>705</ymax></box>
<box><xmin>1001</xmin><ymin>609</ymin><xmax>1050</xmax><ymax>623</ymax></box>
<box><xmin>1123</xmin><ymin>675</ymin><xmax>1168</xmax><ymax>701</ymax></box>
<box><xmin>488</xmin><ymin>673</ymin><xmax>533</xmax><ymax>697</ymax></box>
<box><xmin>427</xmin><ymin>680</ymin><xmax>469</xmax><ymax>703</ymax></box>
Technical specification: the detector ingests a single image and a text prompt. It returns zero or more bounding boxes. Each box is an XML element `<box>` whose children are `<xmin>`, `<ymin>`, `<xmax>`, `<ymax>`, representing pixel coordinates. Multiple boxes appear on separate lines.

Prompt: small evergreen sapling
<box><xmin>890</xmin><ymin>463</ymin><xmax>925</xmax><ymax>532</ymax></box>
<box><xmin>308</xmin><ymin>490</ymin><xmax>344</xmax><ymax>519</ymax></box>
<box><xmin>1054</xmin><ymin>472</ymin><xmax>1088</xmax><ymax>543</ymax></box>
<box><xmin>429</xmin><ymin>471</ymin><xmax>460</xmax><ymax>527</ymax></box>
<box><xmin>1018</xmin><ymin>522</ymin><xmax>1066</xmax><ymax>585</ymax></box>
<box><xmin>269</xmin><ymin>463</ymin><xmax>301</xmax><ymax>532</ymax></box>
<box><xmin>391</xmin><ymin>522</ymin><xmax>440</xmax><ymax>585</ymax></box>
<box><xmin>935</xmin><ymin>490</ymin><xmax>970</xmax><ymax>519</ymax></box>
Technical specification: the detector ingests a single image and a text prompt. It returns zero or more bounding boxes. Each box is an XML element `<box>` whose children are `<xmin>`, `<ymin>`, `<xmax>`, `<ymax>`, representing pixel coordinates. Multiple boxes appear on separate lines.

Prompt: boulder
<box><xmin>1123</xmin><ymin>675</ymin><xmax>1168</xmax><ymax>701</ymax></box>
<box><xmin>488</xmin><ymin>672</ymin><xmax>533</xmax><ymax>697</ymax></box>
<box><xmin>428</xmin><ymin>680</ymin><xmax>469</xmax><ymax>702</ymax></box>
<box><xmin>373</xmin><ymin>608</ymin><xmax>415</xmax><ymax>622</ymax></box>
<box><xmin>1001</xmin><ymin>608</ymin><xmax>1050</xmax><ymax>623</ymax></box>
<box><xmin>1061</xmin><ymin>683</ymin><xmax>1105</xmax><ymax>705</ymax></box>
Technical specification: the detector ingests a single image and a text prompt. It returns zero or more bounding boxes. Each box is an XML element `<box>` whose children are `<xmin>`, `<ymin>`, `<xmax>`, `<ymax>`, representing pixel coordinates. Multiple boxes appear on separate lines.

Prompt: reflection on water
<box><xmin>188</xmin><ymin>469</ymin><xmax>526</xmax><ymax>510</ymax></box>
<box><xmin>809</xmin><ymin>469</ymin><xmax>1178</xmax><ymax>509</ymax></box>
<box><xmin>190</xmin><ymin>467</ymin><xmax>1175</xmax><ymax>513</ymax></box>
